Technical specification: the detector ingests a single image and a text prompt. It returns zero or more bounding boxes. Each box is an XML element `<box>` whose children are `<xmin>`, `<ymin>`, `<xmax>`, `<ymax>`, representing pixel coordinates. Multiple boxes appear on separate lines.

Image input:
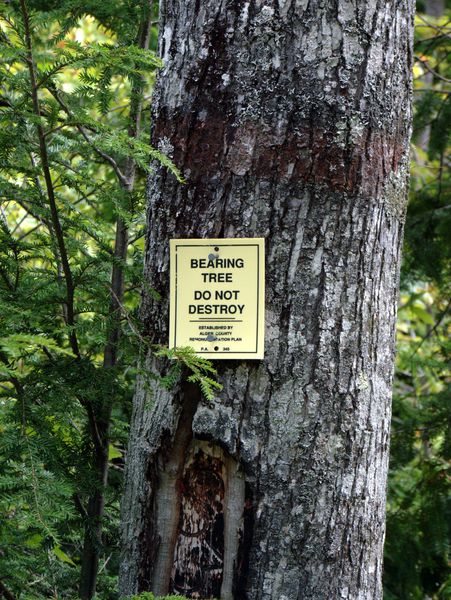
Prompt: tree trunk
<box><xmin>416</xmin><ymin>0</ymin><xmax>445</xmax><ymax>152</ymax></box>
<box><xmin>119</xmin><ymin>1</ymin><xmax>414</xmax><ymax>599</ymax></box>
<box><xmin>425</xmin><ymin>0</ymin><xmax>444</xmax><ymax>18</ymax></box>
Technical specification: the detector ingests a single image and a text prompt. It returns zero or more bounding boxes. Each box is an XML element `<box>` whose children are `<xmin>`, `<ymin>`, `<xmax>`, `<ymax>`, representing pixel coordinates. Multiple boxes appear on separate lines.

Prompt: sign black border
<box><xmin>173</xmin><ymin>243</ymin><xmax>261</xmax><ymax>355</ymax></box>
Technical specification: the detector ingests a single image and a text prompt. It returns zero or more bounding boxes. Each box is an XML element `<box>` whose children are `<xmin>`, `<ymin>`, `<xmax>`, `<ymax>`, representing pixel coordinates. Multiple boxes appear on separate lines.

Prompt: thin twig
<box><xmin>415</xmin><ymin>55</ymin><xmax>451</xmax><ymax>84</ymax></box>
<box><xmin>47</xmin><ymin>89</ymin><xmax>128</xmax><ymax>187</ymax></box>
<box><xmin>416</xmin><ymin>14</ymin><xmax>451</xmax><ymax>34</ymax></box>
<box><xmin>408</xmin><ymin>299</ymin><xmax>451</xmax><ymax>359</ymax></box>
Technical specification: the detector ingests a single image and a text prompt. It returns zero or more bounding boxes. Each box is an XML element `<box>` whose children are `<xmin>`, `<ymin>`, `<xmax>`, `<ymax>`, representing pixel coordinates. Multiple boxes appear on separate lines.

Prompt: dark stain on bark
<box><xmin>154</xmin><ymin>110</ymin><xmax>405</xmax><ymax>199</ymax></box>
<box><xmin>185</xmin><ymin>7</ymin><xmax>230</xmax><ymax>97</ymax></box>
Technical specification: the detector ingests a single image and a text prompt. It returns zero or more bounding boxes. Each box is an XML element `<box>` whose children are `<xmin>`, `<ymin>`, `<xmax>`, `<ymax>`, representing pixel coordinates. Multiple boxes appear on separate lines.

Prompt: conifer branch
<box><xmin>19</xmin><ymin>0</ymin><xmax>80</xmax><ymax>358</ymax></box>
<box><xmin>48</xmin><ymin>89</ymin><xmax>129</xmax><ymax>188</ymax></box>
<box><xmin>0</xmin><ymin>268</ymin><xmax>13</xmax><ymax>292</ymax></box>
<box><xmin>79</xmin><ymin>7</ymin><xmax>154</xmax><ymax>595</ymax></box>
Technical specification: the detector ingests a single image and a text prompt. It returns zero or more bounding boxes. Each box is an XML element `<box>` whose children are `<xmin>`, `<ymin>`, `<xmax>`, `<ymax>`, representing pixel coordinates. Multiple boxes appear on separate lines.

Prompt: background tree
<box><xmin>384</xmin><ymin>3</ymin><xmax>451</xmax><ymax>599</ymax></box>
<box><xmin>119</xmin><ymin>2</ymin><xmax>415</xmax><ymax>599</ymax></box>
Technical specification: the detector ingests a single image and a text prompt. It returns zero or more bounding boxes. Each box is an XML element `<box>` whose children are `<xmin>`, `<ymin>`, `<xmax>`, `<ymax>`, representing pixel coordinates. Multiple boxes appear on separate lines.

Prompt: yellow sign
<box><xmin>169</xmin><ymin>238</ymin><xmax>265</xmax><ymax>359</ymax></box>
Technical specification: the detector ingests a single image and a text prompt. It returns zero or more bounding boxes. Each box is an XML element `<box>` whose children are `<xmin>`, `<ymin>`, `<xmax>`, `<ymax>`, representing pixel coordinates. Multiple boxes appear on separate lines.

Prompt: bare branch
<box><xmin>415</xmin><ymin>54</ymin><xmax>451</xmax><ymax>84</ymax></box>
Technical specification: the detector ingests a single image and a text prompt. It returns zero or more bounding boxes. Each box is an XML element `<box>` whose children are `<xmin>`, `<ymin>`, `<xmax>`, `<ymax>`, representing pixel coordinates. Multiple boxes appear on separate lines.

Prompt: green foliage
<box><xmin>0</xmin><ymin>1</ymin><xmax>194</xmax><ymax>598</ymax></box>
<box><xmin>385</xmin><ymin>288</ymin><xmax>450</xmax><ymax>600</ymax></box>
<box><xmin>384</xmin><ymin>6</ymin><xmax>451</xmax><ymax>599</ymax></box>
<box><xmin>155</xmin><ymin>345</ymin><xmax>223</xmax><ymax>402</ymax></box>
<box><xmin>404</xmin><ymin>10</ymin><xmax>451</xmax><ymax>288</ymax></box>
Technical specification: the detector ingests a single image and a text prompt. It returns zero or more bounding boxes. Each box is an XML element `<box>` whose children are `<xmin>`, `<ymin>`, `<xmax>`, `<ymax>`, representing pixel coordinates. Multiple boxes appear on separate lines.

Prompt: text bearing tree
<box><xmin>120</xmin><ymin>1</ymin><xmax>414</xmax><ymax>599</ymax></box>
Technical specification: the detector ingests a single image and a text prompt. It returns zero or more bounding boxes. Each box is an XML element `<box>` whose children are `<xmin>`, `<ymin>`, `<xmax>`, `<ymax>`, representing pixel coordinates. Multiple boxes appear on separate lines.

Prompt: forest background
<box><xmin>0</xmin><ymin>1</ymin><xmax>449</xmax><ymax>599</ymax></box>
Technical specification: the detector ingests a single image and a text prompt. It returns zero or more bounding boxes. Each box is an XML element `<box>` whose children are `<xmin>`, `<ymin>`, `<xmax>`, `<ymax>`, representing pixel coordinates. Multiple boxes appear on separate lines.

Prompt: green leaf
<box><xmin>24</xmin><ymin>533</ymin><xmax>43</xmax><ymax>549</ymax></box>
<box><xmin>410</xmin><ymin>305</ymin><xmax>435</xmax><ymax>326</ymax></box>
<box><xmin>52</xmin><ymin>545</ymin><xmax>76</xmax><ymax>567</ymax></box>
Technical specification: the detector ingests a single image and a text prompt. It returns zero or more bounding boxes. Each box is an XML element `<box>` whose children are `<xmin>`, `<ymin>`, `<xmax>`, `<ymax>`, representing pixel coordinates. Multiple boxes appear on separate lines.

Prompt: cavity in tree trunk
<box><xmin>119</xmin><ymin>1</ymin><xmax>414</xmax><ymax>599</ymax></box>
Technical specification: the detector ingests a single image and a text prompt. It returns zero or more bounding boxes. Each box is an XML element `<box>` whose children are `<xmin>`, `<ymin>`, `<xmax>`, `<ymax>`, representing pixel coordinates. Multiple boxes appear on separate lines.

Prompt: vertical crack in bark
<box><xmin>221</xmin><ymin>456</ymin><xmax>245</xmax><ymax>600</ymax></box>
<box><xmin>234</xmin><ymin>482</ymin><xmax>254</xmax><ymax>600</ymax></box>
<box><xmin>151</xmin><ymin>385</ymin><xmax>199</xmax><ymax>595</ymax></box>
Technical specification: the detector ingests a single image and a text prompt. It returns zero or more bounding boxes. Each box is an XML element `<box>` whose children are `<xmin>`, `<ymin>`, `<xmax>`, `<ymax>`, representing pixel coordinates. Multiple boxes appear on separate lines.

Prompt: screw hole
<box><xmin>214</xmin><ymin>346</ymin><xmax>219</xmax><ymax>351</ymax></box>
<box><xmin>214</xmin><ymin>246</ymin><xmax>219</xmax><ymax>251</ymax></box>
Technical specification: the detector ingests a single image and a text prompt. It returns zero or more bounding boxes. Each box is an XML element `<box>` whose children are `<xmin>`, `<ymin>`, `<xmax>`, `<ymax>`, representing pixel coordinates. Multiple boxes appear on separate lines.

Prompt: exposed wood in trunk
<box><xmin>170</xmin><ymin>441</ymin><xmax>226</xmax><ymax>598</ymax></box>
<box><xmin>151</xmin><ymin>385</ymin><xmax>200</xmax><ymax>595</ymax></box>
<box><xmin>120</xmin><ymin>1</ymin><xmax>414</xmax><ymax>598</ymax></box>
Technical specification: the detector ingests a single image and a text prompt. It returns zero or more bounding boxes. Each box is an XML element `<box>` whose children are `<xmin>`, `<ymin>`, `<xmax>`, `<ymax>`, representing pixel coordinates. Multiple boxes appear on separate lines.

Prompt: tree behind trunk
<box><xmin>119</xmin><ymin>1</ymin><xmax>414</xmax><ymax>598</ymax></box>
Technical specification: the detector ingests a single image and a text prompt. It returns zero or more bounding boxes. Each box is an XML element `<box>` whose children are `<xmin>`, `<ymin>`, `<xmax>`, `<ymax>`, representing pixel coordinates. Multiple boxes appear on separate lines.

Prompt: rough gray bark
<box><xmin>119</xmin><ymin>1</ymin><xmax>414</xmax><ymax>599</ymax></box>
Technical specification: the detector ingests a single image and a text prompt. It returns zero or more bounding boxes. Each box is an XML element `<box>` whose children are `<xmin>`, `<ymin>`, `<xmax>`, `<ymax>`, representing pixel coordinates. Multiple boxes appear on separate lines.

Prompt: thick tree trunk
<box><xmin>119</xmin><ymin>1</ymin><xmax>414</xmax><ymax>599</ymax></box>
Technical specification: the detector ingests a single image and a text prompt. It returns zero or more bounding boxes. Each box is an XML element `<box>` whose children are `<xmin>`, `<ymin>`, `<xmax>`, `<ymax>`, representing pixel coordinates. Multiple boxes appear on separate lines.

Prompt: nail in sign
<box><xmin>169</xmin><ymin>238</ymin><xmax>265</xmax><ymax>359</ymax></box>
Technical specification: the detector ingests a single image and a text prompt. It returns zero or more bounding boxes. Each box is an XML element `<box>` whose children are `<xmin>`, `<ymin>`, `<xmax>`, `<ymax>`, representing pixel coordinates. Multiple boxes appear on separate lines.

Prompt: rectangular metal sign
<box><xmin>169</xmin><ymin>238</ymin><xmax>265</xmax><ymax>359</ymax></box>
